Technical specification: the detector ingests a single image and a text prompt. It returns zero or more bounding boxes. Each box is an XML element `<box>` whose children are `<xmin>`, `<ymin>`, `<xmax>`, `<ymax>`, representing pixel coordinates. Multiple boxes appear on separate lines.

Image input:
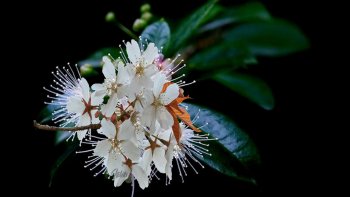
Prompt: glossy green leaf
<box><xmin>224</xmin><ymin>20</ymin><xmax>310</xmax><ymax>56</ymax></box>
<box><xmin>49</xmin><ymin>141</ymin><xmax>79</xmax><ymax>187</ymax></box>
<box><xmin>200</xmin><ymin>2</ymin><xmax>271</xmax><ymax>32</ymax></box>
<box><xmin>188</xmin><ymin>42</ymin><xmax>256</xmax><ymax>71</ymax></box>
<box><xmin>140</xmin><ymin>20</ymin><xmax>170</xmax><ymax>49</ymax></box>
<box><xmin>213</xmin><ymin>72</ymin><xmax>274</xmax><ymax>110</ymax></box>
<box><xmin>167</xmin><ymin>0</ymin><xmax>220</xmax><ymax>55</ymax></box>
<box><xmin>78</xmin><ymin>47</ymin><xmax>120</xmax><ymax>68</ymax></box>
<box><xmin>187</xmin><ymin>103</ymin><xmax>259</xmax><ymax>183</ymax></box>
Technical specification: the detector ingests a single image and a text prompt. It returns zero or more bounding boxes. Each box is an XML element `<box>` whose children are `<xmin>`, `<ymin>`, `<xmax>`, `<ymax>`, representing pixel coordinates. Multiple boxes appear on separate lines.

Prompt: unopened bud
<box><xmin>141</xmin><ymin>12</ymin><xmax>153</xmax><ymax>22</ymax></box>
<box><xmin>140</xmin><ymin>3</ymin><xmax>151</xmax><ymax>13</ymax></box>
<box><xmin>105</xmin><ymin>12</ymin><xmax>116</xmax><ymax>23</ymax></box>
<box><xmin>133</xmin><ymin>18</ymin><xmax>147</xmax><ymax>32</ymax></box>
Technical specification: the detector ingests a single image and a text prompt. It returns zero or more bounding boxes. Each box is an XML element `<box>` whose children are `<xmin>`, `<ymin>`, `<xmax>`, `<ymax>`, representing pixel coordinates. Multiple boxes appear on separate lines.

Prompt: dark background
<box><xmin>5</xmin><ymin>0</ymin><xmax>328</xmax><ymax>195</ymax></box>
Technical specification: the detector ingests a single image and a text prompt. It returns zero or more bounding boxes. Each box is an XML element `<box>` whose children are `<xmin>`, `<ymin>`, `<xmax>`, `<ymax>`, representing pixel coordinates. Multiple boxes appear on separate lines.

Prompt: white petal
<box><xmin>121</xmin><ymin>140</ymin><xmax>141</xmax><ymax>161</ymax></box>
<box><xmin>79</xmin><ymin>78</ymin><xmax>90</xmax><ymax>102</ymax></box>
<box><xmin>76</xmin><ymin>130</ymin><xmax>87</xmax><ymax>141</ymax></box>
<box><xmin>153</xmin><ymin>148</ymin><xmax>167</xmax><ymax>173</ymax></box>
<box><xmin>143</xmin><ymin>43</ymin><xmax>158</xmax><ymax>65</ymax></box>
<box><xmin>102</xmin><ymin>56</ymin><xmax>116</xmax><ymax>79</ymax></box>
<box><xmin>118</xmin><ymin>119</ymin><xmax>135</xmax><ymax>141</ymax></box>
<box><xmin>132</xmin><ymin>165</ymin><xmax>149</xmax><ymax>189</ymax></box>
<box><xmin>140</xmin><ymin>75</ymin><xmax>154</xmax><ymax>89</ymax></box>
<box><xmin>91</xmin><ymin>91</ymin><xmax>103</xmax><ymax>106</ymax></box>
<box><xmin>144</xmin><ymin>64</ymin><xmax>157</xmax><ymax>78</ymax></box>
<box><xmin>94</xmin><ymin>139</ymin><xmax>111</xmax><ymax>157</ymax></box>
<box><xmin>141</xmin><ymin>105</ymin><xmax>156</xmax><ymax>132</ymax></box>
<box><xmin>165</xmin><ymin>144</ymin><xmax>174</xmax><ymax>180</ymax></box>
<box><xmin>114</xmin><ymin>165</ymin><xmax>130</xmax><ymax>187</ymax></box>
<box><xmin>126</xmin><ymin>40</ymin><xmax>141</xmax><ymax>65</ymax></box>
<box><xmin>76</xmin><ymin>114</ymin><xmax>90</xmax><ymax>140</ymax></box>
<box><xmin>67</xmin><ymin>96</ymin><xmax>84</xmax><ymax>114</ymax></box>
<box><xmin>160</xmin><ymin>83</ymin><xmax>179</xmax><ymax>105</ymax></box>
<box><xmin>91</xmin><ymin>83</ymin><xmax>105</xmax><ymax>91</ymax></box>
<box><xmin>152</xmin><ymin>72</ymin><xmax>166</xmax><ymax>97</ymax></box>
<box><xmin>100</xmin><ymin>119</ymin><xmax>116</xmax><ymax>139</ymax></box>
<box><xmin>116</xmin><ymin>61</ymin><xmax>129</xmax><ymax>85</ymax></box>
<box><xmin>158</xmin><ymin>128</ymin><xmax>172</xmax><ymax>141</ymax></box>
<box><xmin>107</xmin><ymin>152</ymin><xmax>123</xmax><ymax>175</ymax></box>
<box><xmin>140</xmin><ymin>149</ymin><xmax>152</xmax><ymax>176</ymax></box>
<box><xmin>101</xmin><ymin>93</ymin><xmax>118</xmax><ymax>117</ymax></box>
<box><xmin>157</xmin><ymin>107</ymin><xmax>174</xmax><ymax>130</ymax></box>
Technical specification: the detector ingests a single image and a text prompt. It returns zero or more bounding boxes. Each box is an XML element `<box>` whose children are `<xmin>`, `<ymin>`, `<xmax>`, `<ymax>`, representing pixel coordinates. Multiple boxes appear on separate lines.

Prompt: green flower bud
<box><xmin>105</xmin><ymin>12</ymin><xmax>116</xmax><ymax>23</ymax></box>
<box><xmin>140</xmin><ymin>3</ymin><xmax>151</xmax><ymax>13</ymax></box>
<box><xmin>133</xmin><ymin>18</ymin><xmax>147</xmax><ymax>32</ymax></box>
<box><xmin>141</xmin><ymin>12</ymin><xmax>153</xmax><ymax>22</ymax></box>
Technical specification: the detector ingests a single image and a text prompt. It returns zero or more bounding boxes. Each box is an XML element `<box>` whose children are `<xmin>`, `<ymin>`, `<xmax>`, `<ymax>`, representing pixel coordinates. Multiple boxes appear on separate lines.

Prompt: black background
<box><xmin>5</xmin><ymin>0</ymin><xmax>330</xmax><ymax>195</ymax></box>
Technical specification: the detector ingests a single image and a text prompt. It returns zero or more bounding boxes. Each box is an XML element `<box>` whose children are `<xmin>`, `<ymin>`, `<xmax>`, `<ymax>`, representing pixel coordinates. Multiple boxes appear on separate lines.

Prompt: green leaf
<box><xmin>187</xmin><ymin>103</ymin><xmax>259</xmax><ymax>183</ymax></box>
<box><xmin>140</xmin><ymin>20</ymin><xmax>170</xmax><ymax>49</ymax></box>
<box><xmin>188</xmin><ymin>42</ymin><xmax>256</xmax><ymax>71</ymax></box>
<box><xmin>200</xmin><ymin>2</ymin><xmax>271</xmax><ymax>32</ymax></box>
<box><xmin>167</xmin><ymin>0</ymin><xmax>220</xmax><ymax>55</ymax></box>
<box><xmin>78</xmin><ymin>47</ymin><xmax>120</xmax><ymax>68</ymax></box>
<box><xmin>224</xmin><ymin>20</ymin><xmax>310</xmax><ymax>56</ymax></box>
<box><xmin>213</xmin><ymin>72</ymin><xmax>274</xmax><ymax>110</ymax></box>
<box><xmin>49</xmin><ymin>141</ymin><xmax>79</xmax><ymax>187</ymax></box>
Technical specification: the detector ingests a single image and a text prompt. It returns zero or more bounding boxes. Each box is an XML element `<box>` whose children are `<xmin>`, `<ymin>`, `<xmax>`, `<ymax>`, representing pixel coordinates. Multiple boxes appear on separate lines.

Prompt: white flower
<box><xmin>43</xmin><ymin>65</ymin><xmax>82</xmax><ymax>127</ymax></box>
<box><xmin>112</xmin><ymin>158</ymin><xmax>149</xmax><ymax>189</ymax></box>
<box><xmin>165</xmin><ymin>123</ymin><xmax>213</xmax><ymax>183</ymax></box>
<box><xmin>142</xmin><ymin>73</ymin><xmax>179</xmax><ymax>133</ymax></box>
<box><xmin>65</xmin><ymin>78</ymin><xmax>102</xmax><ymax>140</ymax></box>
<box><xmin>141</xmin><ymin>125</ymin><xmax>172</xmax><ymax>174</ymax></box>
<box><xmin>125</xmin><ymin>39</ymin><xmax>159</xmax><ymax>100</ymax></box>
<box><xmin>92</xmin><ymin>56</ymin><xmax>130</xmax><ymax>99</ymax></box>
<box><xmin>94</xmin><ymin>119</ymin><xmax>141</xmax><ymax>168</ymax></box>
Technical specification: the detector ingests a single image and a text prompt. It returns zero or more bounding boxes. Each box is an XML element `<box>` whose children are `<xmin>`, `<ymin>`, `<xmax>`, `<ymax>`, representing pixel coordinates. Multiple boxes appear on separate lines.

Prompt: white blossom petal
<box><xmin>91</xmin><ymin>83</ymin><xmax>105</xmax><ymax>91</ymax></box>
<box><xmin>99</xmin><ymin>119</ymin><xmax>116</xmax><ymax>139</ymax></box>
<box><xmin>152</xmin><ymin>72</ymin><xmax>166</xmax><ymax>97</ymax></box>
<box><xmin>101</xmin><ymin>93</ymin><xmax>118</xmax><ymax>117</ymax></box>
<box><xmin>94</xmin><ymin>139</ymin><xmax>111</xmax><ymax>157</ymax></box>
<box><xmin>116</xmin><ymin>61</ymin><xmax>129</xmax><ymax>85</ymax></box>
<box><xmin>67</xmin><ymin>96</ymin><xmax>85</xmax><ymax>114</ymax></box>
<box><xmin>143</xmin><ymin>43</ymin><xmax>158</xmax><ymax>65</ymax></box>
<box><xmin>160</xmin><ymin>83</ymin><xmax>179</xmax><ymax>105</ymax></box>
<box><xmin>107</xmin><ymin>152</ymin><xmax>123</xmax><ymax>175</ymax></box>
<box><xmin>132</xmin><ymin>165</ymin><xmax>149</xmax><ymax>189</ymax></box>
<box><xmin>126</xmin><ymin>40</ymin><xmax>141</xmax><ymax>65</ymax></box>
<box><xmin>91</xmin><ymin>91</ymin><xmax>103</xmax><ymax>106</ymax></box>
<box><xmin>121</xmin><ymin>141</ymin><xmax>141</xmax><ymax>161</ymax></box>
<box><xmin>153</xmin><ymin>148</ymin><xmax>167</xmax><ymax>173</ymax></box>
<box><xmin>118</xmin><ymin>119</ymin><xmax>135</xmax><ymax>141</ymax></box>
<box><xmin>157</xmin><ymin>107</ymin><xmax>174</xmax><ymax>130</ymax></box>
<box><xmin>114</xmin><ymin>164</ymin><xmax>130</xmax><ymax>187</ymax></box>
<box><xmin>79</xmin><ymin>78</ymin><xmax>90</xmax><ymax>102</ymax></box>
<box><xmin>102</xmin><ymin>56</ymin><xmax>116</xmax><ymax>79</ymax></box>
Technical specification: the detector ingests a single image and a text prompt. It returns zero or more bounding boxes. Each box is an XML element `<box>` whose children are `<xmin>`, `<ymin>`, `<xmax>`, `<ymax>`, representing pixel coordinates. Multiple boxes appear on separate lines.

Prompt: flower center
<box><xmin>135</xmin><ymin>63</ymin><xmax>145</xmax><ymax>77</ymax></box>
<box><xmin>104</xmin><ymin>78</ymin><xmax>118</xmax><ymax>95</ymax></box>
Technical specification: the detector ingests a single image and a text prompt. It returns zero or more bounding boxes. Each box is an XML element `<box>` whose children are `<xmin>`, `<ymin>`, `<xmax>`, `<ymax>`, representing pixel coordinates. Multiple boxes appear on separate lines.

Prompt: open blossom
<box><xmin>42</xmin><ymin>39</ymin><xmax>212</xmax><ymax>194</ymax></box>
<box><xmin>44</xmin><ymin>65</ymin><xmax>103</xmax><ymax>140</ymax></box>
<box><xmin>125</xmin><ymin>40</ymin><xmax>159</xmax><ymax>101</ymax></box>
<box><xmin>142</xmin><ymin>73</ymin><xmax>179</xmax><ymax>133</ymax></box>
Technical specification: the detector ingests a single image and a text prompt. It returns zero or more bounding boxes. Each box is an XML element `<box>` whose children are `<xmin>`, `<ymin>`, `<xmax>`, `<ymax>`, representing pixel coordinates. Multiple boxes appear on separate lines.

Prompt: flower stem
<box><xmin>33</xmin><ymin>120</ymin><xmax>101</xmax><ymax>131</ymax></box>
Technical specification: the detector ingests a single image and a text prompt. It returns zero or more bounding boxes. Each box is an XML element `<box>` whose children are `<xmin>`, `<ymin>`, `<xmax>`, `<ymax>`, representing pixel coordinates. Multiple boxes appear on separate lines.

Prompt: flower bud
<box><xmin>133</xmin><ymin>18</ymin><xmax>147</xmax><ymax>32</ymax></box>
<box><xmin>105</xmin><ymin>12</ymin><xmax>116</xmax><ymax>23</ymax></box>
<box><xmin>140</xmin><ymin>3</ymin><xmax>151</xmax><ymax>13</ymax></box>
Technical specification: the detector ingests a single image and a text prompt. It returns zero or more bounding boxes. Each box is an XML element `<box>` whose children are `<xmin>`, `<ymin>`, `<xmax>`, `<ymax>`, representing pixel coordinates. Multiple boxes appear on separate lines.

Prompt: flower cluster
<box><xmin>43</xmin><ymin>39</ymin><xmax>212</xmax><ymax>191</ymax></box>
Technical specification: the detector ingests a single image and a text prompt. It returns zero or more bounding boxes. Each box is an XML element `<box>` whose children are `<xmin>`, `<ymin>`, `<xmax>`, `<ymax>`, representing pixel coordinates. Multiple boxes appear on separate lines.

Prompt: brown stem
<box><xmin>33</xmin><ymin>120</ymin><xmax>101</xmax><ymax>131</ymax></box>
